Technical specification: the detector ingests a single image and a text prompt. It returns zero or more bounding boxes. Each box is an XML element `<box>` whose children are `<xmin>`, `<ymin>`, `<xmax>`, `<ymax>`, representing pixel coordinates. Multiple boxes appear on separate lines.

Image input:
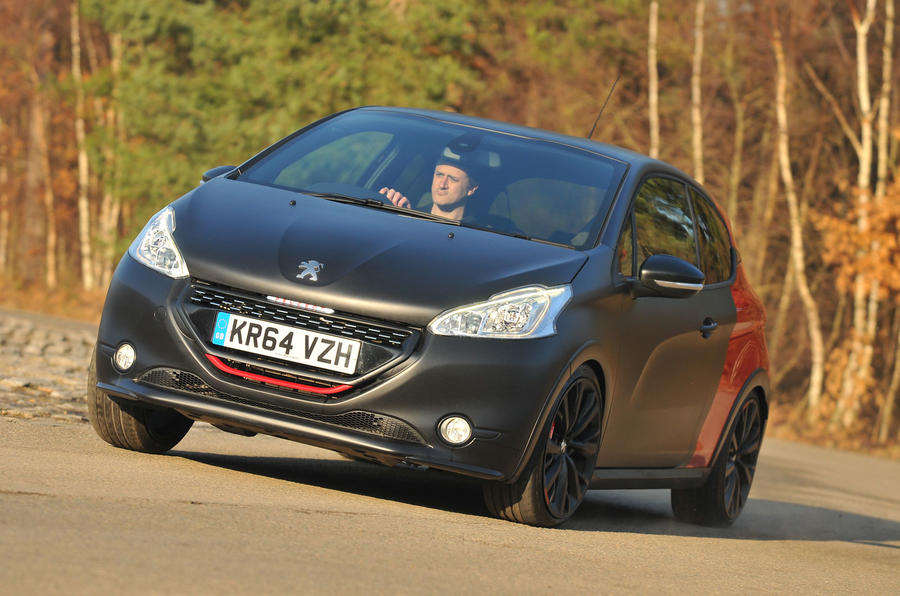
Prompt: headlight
<box><xmin>128</xmin><ymin>206</ymin><xmax>189</xmax><ymax>278</ymax></box>
<box><xmin>428</xmin><ymin>285</ymin><xmax>572</xmax><ymax>339</ymax></box>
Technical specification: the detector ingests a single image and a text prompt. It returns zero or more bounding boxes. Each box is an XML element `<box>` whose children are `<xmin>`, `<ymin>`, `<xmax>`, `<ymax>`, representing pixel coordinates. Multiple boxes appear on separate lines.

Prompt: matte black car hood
<box><xmin>173</xmin><ymin>179</ymin><xmax>587</xmax><ymax>326</ymax></box>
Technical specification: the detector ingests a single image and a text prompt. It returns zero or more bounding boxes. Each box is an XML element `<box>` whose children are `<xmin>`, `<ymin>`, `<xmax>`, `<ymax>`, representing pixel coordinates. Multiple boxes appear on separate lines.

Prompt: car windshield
<box><xmin>238</xmin><ymin>110</ymin><xmax>627</xmax><ymax>249</ymax></box>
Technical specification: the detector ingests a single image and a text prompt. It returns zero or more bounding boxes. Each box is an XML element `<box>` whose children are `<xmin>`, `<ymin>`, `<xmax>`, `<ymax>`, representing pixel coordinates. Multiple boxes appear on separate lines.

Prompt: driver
<box><xmin>379</xmin><ymin>143</ymin><xmax>480</xmax><ymax>221</ymax></box>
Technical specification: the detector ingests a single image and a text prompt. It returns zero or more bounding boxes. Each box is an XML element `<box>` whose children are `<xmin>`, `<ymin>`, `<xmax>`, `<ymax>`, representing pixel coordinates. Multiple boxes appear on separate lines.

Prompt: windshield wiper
<box><xmin>304</xmin><ymin>190</ymin><xmax>461</xmax><ymax>225</ymax></box>
<box><xmin>379</xmin><ymin>203</ymin><xmax>462</xmax><ymax>224</ymax></box>
<box><xmin>460</xmin><ymin>223</ymin><xmax>573</xmax><ymax>248</ymax></box>
<box><xmin>304</xmin><ymin>191</ymin><xmax>385</xmax><ymax>208</ymax></box>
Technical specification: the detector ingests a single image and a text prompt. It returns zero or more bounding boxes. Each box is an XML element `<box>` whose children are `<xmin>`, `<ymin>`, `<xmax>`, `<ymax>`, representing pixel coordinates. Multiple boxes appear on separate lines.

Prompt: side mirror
<box><xmin>201</xmin><ymin>165</ymin><xmax>237</xmax><ymax>183</ymax></box>
<box><xmin>632</xmin><ymin>254</ymin><xmax>704</xmax><ymax>299</ymax></box>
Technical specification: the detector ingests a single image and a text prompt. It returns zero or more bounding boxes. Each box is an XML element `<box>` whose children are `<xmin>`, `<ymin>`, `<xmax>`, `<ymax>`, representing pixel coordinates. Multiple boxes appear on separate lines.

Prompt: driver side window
<box><xmin>633</xmin><ymin>177</ymin><xmax>698</xmax><ymax>268</ymax></box>
<box><xmin>618</xmin><ymin>177</ymin><xmax>700</xmax><ymax>278</ymax></box>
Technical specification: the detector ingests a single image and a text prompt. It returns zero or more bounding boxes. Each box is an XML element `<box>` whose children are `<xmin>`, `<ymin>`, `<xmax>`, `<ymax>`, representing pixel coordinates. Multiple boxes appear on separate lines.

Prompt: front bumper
<box><xmin>94</xmin><ymin>256</ymin><xmax>575</xmax><ymax>481</ymax></box>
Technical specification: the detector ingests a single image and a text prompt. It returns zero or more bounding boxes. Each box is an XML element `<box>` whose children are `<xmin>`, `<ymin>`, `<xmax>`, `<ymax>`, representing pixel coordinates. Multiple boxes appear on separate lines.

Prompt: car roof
<box><xmin>353</xmin><ymin>105</ymin><xmax>695</xmax><ymax>183</ymax></box>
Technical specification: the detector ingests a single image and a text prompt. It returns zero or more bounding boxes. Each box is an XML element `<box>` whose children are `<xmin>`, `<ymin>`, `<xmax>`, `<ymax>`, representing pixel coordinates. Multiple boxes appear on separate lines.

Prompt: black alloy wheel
<box><xmin>671</xmin><ymin>393</ymin><xmax>764</xmax><ymax>526</ymax></box>
<box><xmin>542</xmin><ymin>376</ymin><xmax>603</xmax><ymax>519</ymax></box>
<box><xmin>483</xmin><ymin>365</ymin><xmax>603</xmax><ymax>527</ymax></box>
<box><xmin>722</xmin><ymin>396</ymin><xmax>763</xmax><ymax>519</ymax></box>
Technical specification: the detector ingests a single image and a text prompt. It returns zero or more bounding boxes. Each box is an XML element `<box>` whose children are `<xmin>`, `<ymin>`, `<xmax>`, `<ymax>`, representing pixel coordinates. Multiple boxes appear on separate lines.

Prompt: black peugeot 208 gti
<box><xmin>89</xmin><ymin>107</ymin><xmax>769</xmax><ymax>527</ymax></box>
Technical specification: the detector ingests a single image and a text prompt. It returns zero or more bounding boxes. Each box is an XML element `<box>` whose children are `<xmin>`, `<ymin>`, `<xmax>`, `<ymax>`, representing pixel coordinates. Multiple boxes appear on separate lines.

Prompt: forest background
<box><xmin>2</xmin><ymin>0</ymin><xmax>899</xmax><ymax>454</ymax></box>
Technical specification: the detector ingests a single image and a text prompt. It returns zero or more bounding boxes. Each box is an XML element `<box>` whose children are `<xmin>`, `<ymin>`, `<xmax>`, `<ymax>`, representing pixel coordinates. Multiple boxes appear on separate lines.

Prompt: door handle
<box><xmin>700</xmin><ymin>318</ymin><xmax>718</xmax><ymax>339</ymax></box>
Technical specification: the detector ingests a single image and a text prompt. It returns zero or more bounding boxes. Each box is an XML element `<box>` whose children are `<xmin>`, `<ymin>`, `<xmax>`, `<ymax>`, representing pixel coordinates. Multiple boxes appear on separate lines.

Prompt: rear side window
<box><xmin>632</xmin><ymin>177</ymin><xmax>697</xmax><ymax>268</ymax></box>
<box><xmin>690</xmin><ymin>188</ymin><xmax>732</xmax><ymax>284</ymax></box>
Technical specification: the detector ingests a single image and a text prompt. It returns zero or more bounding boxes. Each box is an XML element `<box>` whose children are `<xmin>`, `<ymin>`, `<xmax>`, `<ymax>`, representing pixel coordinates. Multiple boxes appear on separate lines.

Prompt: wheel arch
<box><xmin>579</xmin><ymin>359</ymin><xmax>607</xmax><ymax>398</ymax></box>
<box><xmin>709</xmin><ymin>367</ymin><xmax>770</xmax><ymax>467</ymax></box>
<box><xmin>503</xmin><ymin>342</ymin><xmax>612</xmax><ymax>484</ymax></box>
<box><xmin>754</xmin><ymin>379</ymin><xmax>771</xmax><ymax>423</ymax></box>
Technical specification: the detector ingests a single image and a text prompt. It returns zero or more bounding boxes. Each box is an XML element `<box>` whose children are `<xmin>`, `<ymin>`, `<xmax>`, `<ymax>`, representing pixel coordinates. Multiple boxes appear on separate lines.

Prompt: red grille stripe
<box><xmin>204</xmin><ymin>354</ymin><xmax>352</xmax><ymax>396</ymax></box>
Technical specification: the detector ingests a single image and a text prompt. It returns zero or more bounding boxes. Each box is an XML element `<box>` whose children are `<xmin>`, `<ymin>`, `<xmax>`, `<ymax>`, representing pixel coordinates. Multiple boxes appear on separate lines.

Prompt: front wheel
<box><xmin>86</xmin><ymin>348</ymin><xmax>193</xmax><ymax>454</ymax></box>
<box><xmin>483</xmin><ymin>365</ymin><xmax>603</xmax><ymax>527</ymax></box>
<box><xmin>671</xmin><ymin>393</ymin><xmax>764</xmax><ymax>526</ymax></box>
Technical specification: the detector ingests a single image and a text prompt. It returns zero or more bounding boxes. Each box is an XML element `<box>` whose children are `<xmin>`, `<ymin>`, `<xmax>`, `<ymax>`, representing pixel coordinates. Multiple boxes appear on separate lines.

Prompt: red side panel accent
<box><xmin>687</xmin><ymin>264</ymin><xmax>768</xmax><ymax>467</ymax></box>
<box><xmin>204</xmin><ymin>354</ymin><xmax>352</xmax><ymax>396</ymax></box>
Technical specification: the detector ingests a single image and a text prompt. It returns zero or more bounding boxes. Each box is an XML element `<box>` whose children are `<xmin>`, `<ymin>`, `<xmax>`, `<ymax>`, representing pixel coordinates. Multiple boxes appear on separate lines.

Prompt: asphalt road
<box><xmin>1</xmin><ymin>418</ymin><xmax>898</xmax><ymax>595</ymax></box>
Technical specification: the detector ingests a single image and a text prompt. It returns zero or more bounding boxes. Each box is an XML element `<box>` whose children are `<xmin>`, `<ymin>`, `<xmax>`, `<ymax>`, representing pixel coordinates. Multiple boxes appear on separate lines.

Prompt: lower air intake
<box><xmin>138</xmin><ymin>368</ymin><xmax>425</xmax><ymax>445</ymax></box>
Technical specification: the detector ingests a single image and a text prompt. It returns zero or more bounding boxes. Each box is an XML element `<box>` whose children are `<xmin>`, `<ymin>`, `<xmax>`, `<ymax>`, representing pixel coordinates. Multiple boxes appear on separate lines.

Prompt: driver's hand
<box><xmin>379</xmin><ymin>187</ymin><xmax>411</xmax><ymax>209</ymax></box>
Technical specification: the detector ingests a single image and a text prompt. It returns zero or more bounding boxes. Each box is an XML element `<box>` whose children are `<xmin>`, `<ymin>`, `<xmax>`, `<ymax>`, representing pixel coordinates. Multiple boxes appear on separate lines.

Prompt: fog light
<box><xmin>113</xmin><ymin>343</ymin><xmax>136</xmax><ymax>372</ymax></box>
<box><xmin>438</xmin><ymin>416</ymin><xmax>472</xmax><ymax>445</ymax></box>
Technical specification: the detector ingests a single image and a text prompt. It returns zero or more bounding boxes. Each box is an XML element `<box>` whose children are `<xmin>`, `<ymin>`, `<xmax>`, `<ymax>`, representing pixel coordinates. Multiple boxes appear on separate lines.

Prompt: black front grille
<box><xmin>188</xmin><ymin>284</ymin><xmax>413</xmax><ymax>348</ymax></box>
<box><xmin>138</xmin><ymin>368</ymin><xmax>425</xmax><ymax>444</ymax></box>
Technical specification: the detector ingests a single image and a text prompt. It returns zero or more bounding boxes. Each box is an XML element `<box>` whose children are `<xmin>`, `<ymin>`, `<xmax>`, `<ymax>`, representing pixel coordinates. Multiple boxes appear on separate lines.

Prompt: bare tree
<box><xmin>745</xmin><ymin>125</ymin><xmax>778</xmax><ymax>287</ymax></box>
<box><xmin>95</xmin><ymin>32</ymin><xmax>124</xmax><ymax>289</ymax></box>
<box><xmin>71</xmin><ymin>0</ymin><xmax>94</xmax><ymax>290</ymax></box>
<box><xmin>882</xmin><ymin>297</ymin><xmax>900</xmax><ymax>441</ymax></box>
<box><xmin>28</xmin><ymin>75</ymin><xmax>57</xmax><ymax>289</ymax></box>
<box><xmin>648</xmin><ymin>0</ymin><xmax>660</xmax><ymax>159</ymax></box>
<box><xmin>772</xmin><ymin>24</ymin><xmax>825</xmax><ymax>418</ymax></box>
<box><xmin>723</xmin><ymin>0</ymin><xmax>745</xmax><ymax>223</ymax></box>
<box><xmin>23</xmin><ymin>17</ymin><xmax>57</xmax><ymax>290</ymax></box>
<box><xmin>0</xmin><ymin>116</ymin><xmax>8</xmax><ymax>274</ymax></box>
<box><xmin>691</xmin><ymin>0</ymin><xmax>706</xmax><ymax>184</ymax></box>
<box><xmin>843</xmin><ymin>0</ymin><xmax>886</xmax><ymax>431</ymax></box>
<box><xmin>802</xmin><ymin>0</ymin><xmax>890</xmax><ymax>429</ymax></box>
<box><xmin>876</xmin><ymin>0</ymin><xmax>896</xmax><ymax>443</ymax></box>
<box><xmin>824</xmin><ymin>0</ymin><xmax>879</xmax><ymax>429</ymax></box>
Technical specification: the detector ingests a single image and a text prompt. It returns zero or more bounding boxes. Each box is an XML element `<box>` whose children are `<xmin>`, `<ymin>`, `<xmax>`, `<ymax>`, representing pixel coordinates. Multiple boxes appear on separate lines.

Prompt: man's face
<box><xmin>432</xmin><ymin>164</ymin><xmax>476</xmax><ymax>209</ymax></box>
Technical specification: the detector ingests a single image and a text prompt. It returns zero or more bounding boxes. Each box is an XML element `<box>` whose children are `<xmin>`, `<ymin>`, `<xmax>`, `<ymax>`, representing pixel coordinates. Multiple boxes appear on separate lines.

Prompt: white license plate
<box><xmin>211</xmin><ymin>312</ymin><xmax>361</xmax><ymax>374</ymax></box>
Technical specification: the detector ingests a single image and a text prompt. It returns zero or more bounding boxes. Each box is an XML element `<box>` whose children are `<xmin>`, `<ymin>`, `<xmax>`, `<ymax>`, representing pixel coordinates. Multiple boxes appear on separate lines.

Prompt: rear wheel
<box><xmin>87</xmin><ymin>348</ymin><xmax>193</xmax><ymax>454</ymax></box>
<box><xmin>483</xmin><ymin>365</ymin><xmax>603</xmax><ymax>527</ymax></box>
<box><xmin>671</xmin><ymin>393</ymin><xmax>764</xmax><ymax>526</ymax></box>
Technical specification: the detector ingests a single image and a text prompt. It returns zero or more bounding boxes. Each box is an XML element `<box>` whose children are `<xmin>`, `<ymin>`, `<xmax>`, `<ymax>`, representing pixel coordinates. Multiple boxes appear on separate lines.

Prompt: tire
<box><xmin>483</xmin><ymin>365</ymin><xmax>603</xmax><ymax>527</ymax></box>
<box><xmin>671</xmin><ymin>393</ymin><xmax>764</xmax><ymax>526</ymax></box>
<box><xmin>86</xmin><ymin>347</ymin><xmax>193</xmax><ymax>454</ymax></box>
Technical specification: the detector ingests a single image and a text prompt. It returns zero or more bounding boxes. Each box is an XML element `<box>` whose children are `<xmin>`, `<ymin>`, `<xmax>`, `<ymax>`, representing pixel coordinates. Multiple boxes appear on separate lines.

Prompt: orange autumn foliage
<box><xmin>819</xmin><ymin>177</ymin><xmax>900</xmax><ymax>299</ymax></box>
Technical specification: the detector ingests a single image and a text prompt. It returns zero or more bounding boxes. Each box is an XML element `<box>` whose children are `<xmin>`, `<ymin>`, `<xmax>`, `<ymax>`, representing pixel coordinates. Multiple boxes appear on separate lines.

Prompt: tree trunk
<box><xmin>876</xmin><ymin>0</ymin><xmax>895</xmax><ymax>201</ymax></box>
<box><xmin>772</xmin><ymin>26</ymin><xmax>825</xmax><ymax>420</ymax></box>
<box><xmin>24</xmin><ymin>80</ymin><xmax>47</xmax><ymax>287</ymax></box>
<box><xmin>849</xmin><ymin>0</ymin><xmax>891</xmax><ymax>430</ymax></box>
<box><xmin>31</xmin><ymin>87</ymin><xmax>57</xmax><ymax>289</ymax></box>
<box><xmin>88</xmin><ymin>24</ymin><xmax>111</xmax><ymax>286</ymax></box>
<box><xmin>648</xmin><ymin>0</ymin><xmax>660</xmax><ymax>159</ymax></box>
<box><xmin>0</xmin><ymin>161</ymin><xmax>8</xmax><ymax>277</ymax></box>
<box><xmin>770</xmin><ymin>128</ymin><xmax>824</xmax><ymax>378</ymax></box>
<box><xmin>96</xmin><ymin>32</ymin><xmax>124</xmax><ymax>288</ymax></box>
<box><xmin>71</xmin><ymin>0</ymin><xmax>94</xmax><ymax>290</ymax></box>
<box><xmin>82</xmin><ymin>16</ymin><xmax>107</xmax><ymax>123</ymax></box>
<box><xmin>873</xmin><ymin>0</ymin><xmax>896</xmax><ymax>441</ymax></box>
<box><xmin>833</xmin><ymin>0</ymin><xmax>879</xmax><ymax>430</ymax></box>
<box><xmin>691</xmin><ymin>0</ymin><xmax>705</xmax><ymax>184</ymax></box>
<box><xmin>878</xmin><ymin>301</ymin><xmax>900</xmax><ymax>443</ymax></box>
<box><xmin>724</xmin><ymin>0</ymin><xmax>743</xmax><ymax>224</ymax></box>
<box><xmin>82</xmin><ymin>7</ymin><xmax>110</xmax><ymax>286</ymax></box>
<box><xmin>726</xmin><ymin>95</ymin><xmax>744</xmax><ymax>226</ymax></box>
<box><xmin>0</xmin><ymin>116</ymin><xmax>8</xmax><ymax>275</ymax></box>
<box><xmin>747</xmin><ymin>129</ymin><xmax>778</xmax><ymax>287</ymax></box>
<box><xmin>767</xmin><ymin>255</ymin><xmax>795</xmax><ymax>370</ymax></box>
